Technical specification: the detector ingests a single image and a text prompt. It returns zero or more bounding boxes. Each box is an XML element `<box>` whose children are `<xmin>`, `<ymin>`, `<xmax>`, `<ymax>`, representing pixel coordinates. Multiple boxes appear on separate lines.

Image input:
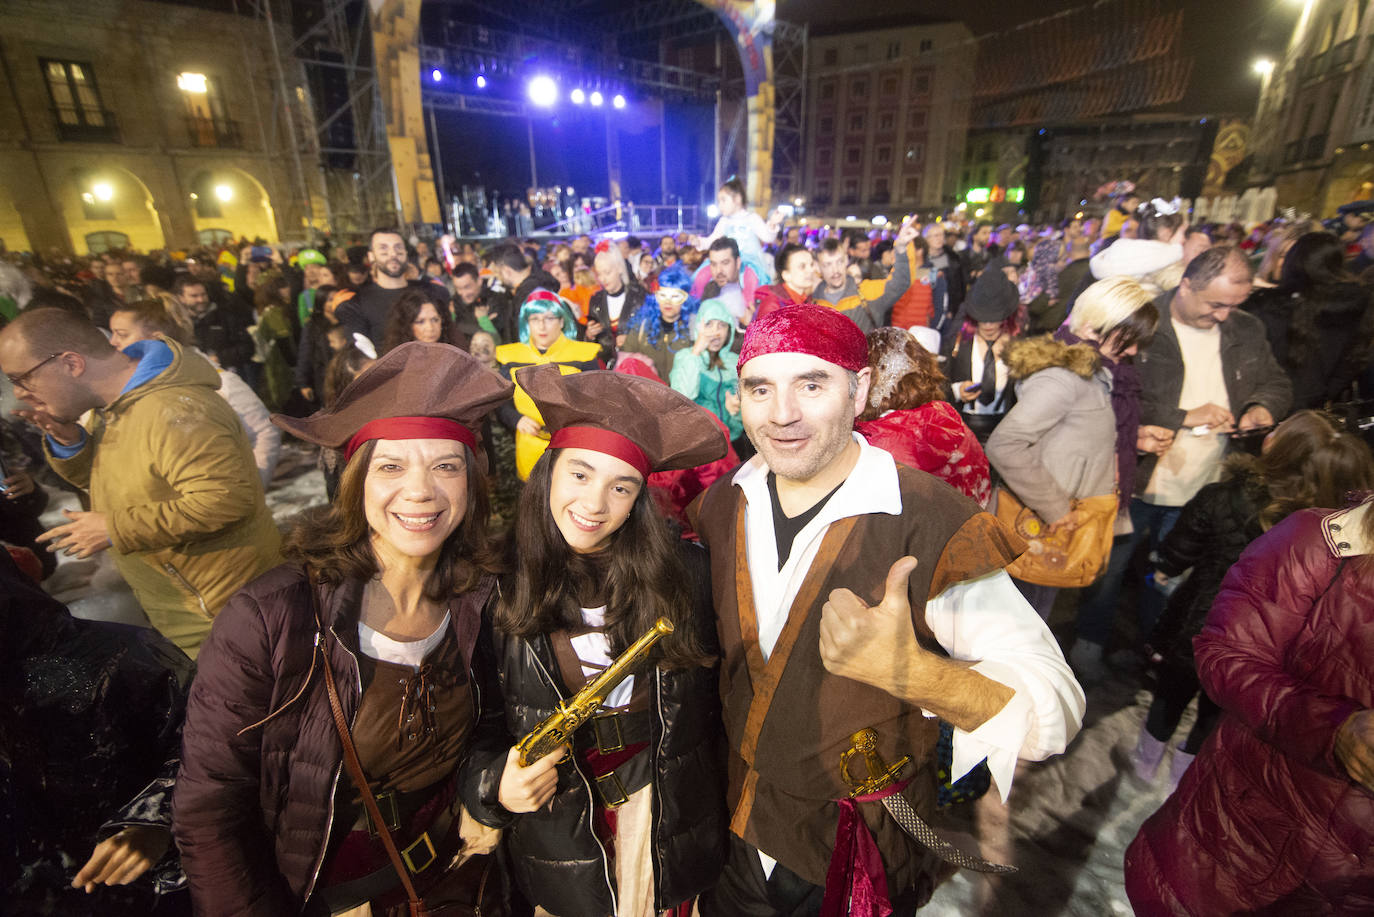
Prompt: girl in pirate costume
<box><xmin>461</xmin><ymin>365</ymin><xmax>728</xmax><ymax>917</ymax></box>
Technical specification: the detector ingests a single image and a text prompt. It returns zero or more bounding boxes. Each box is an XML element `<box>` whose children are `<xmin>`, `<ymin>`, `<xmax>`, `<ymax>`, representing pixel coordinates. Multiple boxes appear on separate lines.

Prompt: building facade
<box><xmin>802</xmin><ymin>22</ymin><xmax>974</xmax><ymax>219</ymax></box>
<box><xmin>1249</xmin><ymin>0</ymin><xmax>1374</xmax><ymax>215</ymax></box>
<box><xmin>0</xmin><ymin>0</ymin><xmax>309</xmax><ymax>255</ymax></box>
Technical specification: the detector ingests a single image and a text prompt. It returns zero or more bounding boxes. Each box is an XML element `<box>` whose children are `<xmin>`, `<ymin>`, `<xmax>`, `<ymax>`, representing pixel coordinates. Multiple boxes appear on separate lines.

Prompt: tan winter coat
<box><xmin>986</xmin><ymin>336</ymin><xmax>1117</xmax><ymax>526</ymax></box>
<box><xmin>47</xmin><ymin>338</ymin><xmax>281</xmax><ymax>657</ymax></box>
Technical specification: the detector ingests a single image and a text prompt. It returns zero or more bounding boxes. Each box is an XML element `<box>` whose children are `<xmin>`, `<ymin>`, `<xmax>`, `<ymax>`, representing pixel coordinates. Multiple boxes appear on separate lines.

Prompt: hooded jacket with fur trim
<box><xmin>985</xmin><ymin>336</ymin><xmax>1117</xmax><ymax>525</ymax></box>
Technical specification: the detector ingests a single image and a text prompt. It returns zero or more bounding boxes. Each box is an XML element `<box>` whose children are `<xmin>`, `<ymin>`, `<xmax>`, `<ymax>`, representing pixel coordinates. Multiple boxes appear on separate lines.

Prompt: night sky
<box><xmin>425</xmin><ymin>0</ymin><xmax>1300</xmax><ymax>203</ymax></box>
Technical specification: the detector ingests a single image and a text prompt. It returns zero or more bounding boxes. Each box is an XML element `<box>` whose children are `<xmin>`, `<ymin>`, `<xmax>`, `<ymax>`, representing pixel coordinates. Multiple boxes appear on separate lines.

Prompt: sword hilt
<box><xmin>840</xmin><ymin>728</ymin><xmax>911</xmax><ymax>798</ymax></box>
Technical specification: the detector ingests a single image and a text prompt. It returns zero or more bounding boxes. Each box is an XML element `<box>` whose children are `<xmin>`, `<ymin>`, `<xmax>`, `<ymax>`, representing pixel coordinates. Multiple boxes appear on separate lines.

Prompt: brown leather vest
<box><xmin>690</xmin><ymin>463</ymin><xmax>1024</xmax><ymax>888</ymax></box>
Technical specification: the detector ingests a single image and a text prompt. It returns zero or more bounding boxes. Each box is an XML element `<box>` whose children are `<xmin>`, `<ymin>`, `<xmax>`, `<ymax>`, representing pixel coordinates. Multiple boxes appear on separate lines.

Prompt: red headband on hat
<box><xmin>548</xmin><ymin>426</ymin><xmax>652</xmax><ymax>479</ymax></box>
<box><xmin>523</xmin><ymin>289</ymin><xmax>564</xmax><ymax>309</ymax></box>
<box><xmin>738</xmin><ymin>302</ymin><xmax>869</xmax><ymax>373</ymax></box>
<box><xmin>345</xmin><ymin>417</ymin><xmax>477</xmax><ymax>462</ymax></box>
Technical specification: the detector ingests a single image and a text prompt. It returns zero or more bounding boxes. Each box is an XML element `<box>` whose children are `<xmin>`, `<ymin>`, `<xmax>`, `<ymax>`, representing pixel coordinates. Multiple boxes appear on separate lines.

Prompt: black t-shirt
<box><xmin>337</xmin><ymin>281</ymin><xmax>450</xmax><ymax>350</ymax></box>
<box><xmin>767</xmin><ymin>472</ymin><xmax>844</xmax><ymax>570</ymax></box>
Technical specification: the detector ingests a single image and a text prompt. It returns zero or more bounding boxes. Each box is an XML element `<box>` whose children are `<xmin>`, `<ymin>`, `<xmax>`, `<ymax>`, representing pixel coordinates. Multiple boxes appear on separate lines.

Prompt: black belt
<box><xmin>314</xmin><ymin>791</ymin><xmax>461</xmax><ymax>911</ymax></box>
<box><xmin>583</xmin><ymin>709</ymin><xmax>654</xmax><ymax>809</ymax></box>
<box><xmin>960</xmin><ymin>411</ymin><xmax>1006</xmax><ymax>439</ymax></box>
<box><xmin>584</xmin><ymin>709</ymin><xmax>652</xmax><ymax>754</ymax></box>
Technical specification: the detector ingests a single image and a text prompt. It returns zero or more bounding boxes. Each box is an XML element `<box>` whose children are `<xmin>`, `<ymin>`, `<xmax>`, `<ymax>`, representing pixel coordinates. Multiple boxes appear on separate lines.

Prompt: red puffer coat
<box><xmin>856</xmin><ymin>401</ymin><xmax>991</xmax><ymax>507</ymax></box>
<box><xmin>1124</xmin><ymin>501</ymin><xmax>1374</xmax><ymax>915</ymax></box>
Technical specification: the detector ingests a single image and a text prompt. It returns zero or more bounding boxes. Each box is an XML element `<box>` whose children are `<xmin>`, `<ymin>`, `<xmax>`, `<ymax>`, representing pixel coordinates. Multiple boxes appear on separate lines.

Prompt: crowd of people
<box><xmin>2</xmin><ymin>175</ymin><xmax>1374</xmax><ymax>917</ymax></box>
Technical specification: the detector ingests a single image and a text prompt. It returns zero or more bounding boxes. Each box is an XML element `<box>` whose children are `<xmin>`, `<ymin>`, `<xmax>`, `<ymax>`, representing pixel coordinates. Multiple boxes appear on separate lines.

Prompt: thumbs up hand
<box><xmin>820</xmin><ymin>556</ymin><xmax>926</xmax><ymax>695</ymax></box>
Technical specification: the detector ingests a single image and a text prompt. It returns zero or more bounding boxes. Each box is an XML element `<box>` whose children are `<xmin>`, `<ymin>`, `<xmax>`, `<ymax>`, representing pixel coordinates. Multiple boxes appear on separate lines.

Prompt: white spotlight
<box><xmin>571</xmin><ymin>88</ymin><xmax>586</xmax><ymax>105</ymax></box>
<box><xmin>214</xmin><ymin>183</ymin><xmax>233</xmax><ymax>202</ymax></box>
<box><xmin>590</xmin><ymin>91</ymin><xmax>604</xmax><ymax>107</ymax></box>
<box><xmin>612</xmin><ymin>93</ymin><xmax>626</xmax><ymax>109</ymax></box>
<box><xmin>92</xmin><ymin>182</ymin><xmax>114</xmax><ymax>202</ymax></box>
<box><xmin>527</xmin><ymin>75</ymin><xmax>558</xmax><ymax>107</ymax></box>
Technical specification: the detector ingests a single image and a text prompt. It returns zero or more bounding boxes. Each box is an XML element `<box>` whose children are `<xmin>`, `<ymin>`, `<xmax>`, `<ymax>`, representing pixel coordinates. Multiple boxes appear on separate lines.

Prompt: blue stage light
<box><xmin>431</xmin><ymin>69</ymin><xmax>443</xmax><ymax>83</ymax></box>
<box><xmin>571</xmin><ymin>88</ymin><xmax>586</xmax><ymax>105</ymax></box>
<box><xmin>528</xmin><ymin>75</ymin><xmax>558</xmax><ymax>107</ymax></box>
<box><xmin>589</xmin><ymin>90</ymin><xmax>604</xmax><ymax>107</ymax></box>
<box><xmin>475</xmin><ymin>74</ymin><xmax>487</xmax><ymax>89</ymax></box>
<box><xmin>612</xmin><ymin>93</ymin><xmax>626</xmax><ymax>109</ymax></box>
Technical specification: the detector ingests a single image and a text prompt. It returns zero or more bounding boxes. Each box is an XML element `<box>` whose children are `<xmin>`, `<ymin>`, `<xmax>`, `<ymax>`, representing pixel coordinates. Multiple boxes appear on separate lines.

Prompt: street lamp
<box><xmin>1253</xmin><ymin>58</ymin><xmax>1275</xmax><ymax>77</ymax></box>
<box><xmin>92</xmin><ymin>181</ymin><xmax>114</xmax><ymax>202</ymax></box>
<box><xmin>214</xmin><ymin>183</ymin><xmax>233</xmax><ymax>202</ymax></box>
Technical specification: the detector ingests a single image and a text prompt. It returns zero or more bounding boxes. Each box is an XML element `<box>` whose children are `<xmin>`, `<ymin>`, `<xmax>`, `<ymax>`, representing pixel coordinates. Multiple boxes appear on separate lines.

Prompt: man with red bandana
<box><xmin>689</xmin><ymin>303</ymin><xmax>1084</xmax><ymax>915</ymax></box>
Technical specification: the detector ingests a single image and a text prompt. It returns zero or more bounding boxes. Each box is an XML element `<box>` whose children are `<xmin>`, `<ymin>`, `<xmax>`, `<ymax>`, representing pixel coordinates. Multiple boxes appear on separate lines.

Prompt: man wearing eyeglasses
<box><xmin>0</xmin><ymin>308</ymin><xmax>281</xmax><ymax>659</ymax></box>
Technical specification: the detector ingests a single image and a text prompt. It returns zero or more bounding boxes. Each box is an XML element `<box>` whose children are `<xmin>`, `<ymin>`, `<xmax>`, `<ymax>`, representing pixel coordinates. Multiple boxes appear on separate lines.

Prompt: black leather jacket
<box><xmin>460</xmin><ymin>542</ymin><xmax>726</xmax><ymax>917</ymax></box>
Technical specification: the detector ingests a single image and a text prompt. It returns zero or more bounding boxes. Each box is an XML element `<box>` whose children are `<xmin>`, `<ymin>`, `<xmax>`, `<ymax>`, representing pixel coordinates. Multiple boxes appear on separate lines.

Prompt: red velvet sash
<box><xmin>818</xmin><ymin>777</ymin><xmax>911</xmax><ymax>917</ymax></box>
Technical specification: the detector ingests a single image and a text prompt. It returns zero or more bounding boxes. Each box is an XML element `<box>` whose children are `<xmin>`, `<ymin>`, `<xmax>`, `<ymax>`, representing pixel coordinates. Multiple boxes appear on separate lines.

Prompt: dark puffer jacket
<box><xmin>1245</xmin><ymin>282</ymin><xmax>1374</xmax><ymax>410</ymax></box>
<box><xmin>174</xmin><ymin>565</ymin><xmax>500</xmax><ymax>915</ymax></box>
<box><xmin>461</xmin><ymin>542</ymin><xmax>726</xmax><ymax>917</ymax></box>
<box><xmin>3</xmin><ymin>549</ymin><xmax>191</xmax><ymax>916</ymax></box>
<box><xmin>1149</xmin><ymin>470</ymin><xmax>1266</xmax><ymax>668</ymax></box>
<box><xmin>1125</xmin><ymin>502</ymin><xmax>1374</xmax><ymax>914</ymax></box>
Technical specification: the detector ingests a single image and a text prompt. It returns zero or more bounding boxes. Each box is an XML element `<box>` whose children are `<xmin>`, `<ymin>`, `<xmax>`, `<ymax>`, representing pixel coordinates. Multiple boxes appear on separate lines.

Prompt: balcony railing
<box><xmin>52</xmin><ymin>106</ymin><xmax>119</xmax><ymax>142</ymax></box>
<box><xmin>185</xmin><ymin>116</ymin><xmax>243</xmax><ymax>149</ymax></box>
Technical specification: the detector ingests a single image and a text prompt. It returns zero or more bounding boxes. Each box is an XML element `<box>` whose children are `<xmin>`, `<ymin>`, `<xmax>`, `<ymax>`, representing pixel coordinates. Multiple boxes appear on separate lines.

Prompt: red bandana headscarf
<box><xmin>737</xmin><ymin>302</ymin><xmax>869</xmax><ymax>372</ymax></box>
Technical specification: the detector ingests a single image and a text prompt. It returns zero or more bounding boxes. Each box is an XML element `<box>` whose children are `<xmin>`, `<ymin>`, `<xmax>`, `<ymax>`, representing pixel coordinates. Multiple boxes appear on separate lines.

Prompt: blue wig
<box><xmin>625</xmin><ymin>263</ymin><xmax>699</xmax><ymax>344</ymax></box>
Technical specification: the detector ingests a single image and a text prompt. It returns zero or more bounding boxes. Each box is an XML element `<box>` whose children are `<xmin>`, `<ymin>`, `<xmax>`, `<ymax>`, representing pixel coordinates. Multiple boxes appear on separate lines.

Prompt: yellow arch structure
<box><xmin>371</xmin><ymin>0</ymin><xmax>441</xmax><ymax>225</ymax></box>
<box><xmin>696</xmin><ymin>1</ymin><xmax>776</xmax><ymax>212</ymax></box>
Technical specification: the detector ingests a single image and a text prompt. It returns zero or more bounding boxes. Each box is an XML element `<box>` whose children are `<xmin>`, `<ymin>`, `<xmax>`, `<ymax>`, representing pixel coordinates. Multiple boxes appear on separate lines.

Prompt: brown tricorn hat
<box><xmin>515</xmin><ymin>365</ymin><xmax>727</xmax><ymax>475</ymax></box>
<box><xmin>272</xmin><ymin>341</ymin><xmax>513</xmax><ymax>459</ymax></box>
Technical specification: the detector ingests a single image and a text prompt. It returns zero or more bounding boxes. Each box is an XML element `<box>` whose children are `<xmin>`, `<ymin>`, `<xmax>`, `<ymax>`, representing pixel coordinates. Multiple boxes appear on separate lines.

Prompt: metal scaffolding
<box><xmin>240</xmin><ymin>0</ymin><xmax>399</xmax><ymax>237</ymax></box>
<box><xmin>771</xmin><ymin>19</ymin><xmax>808</xmax><ymax>199</ymax></box>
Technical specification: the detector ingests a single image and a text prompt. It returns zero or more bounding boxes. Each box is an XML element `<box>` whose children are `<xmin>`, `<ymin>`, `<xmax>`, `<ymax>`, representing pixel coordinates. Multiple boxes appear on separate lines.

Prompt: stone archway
<box><xmin>0</xmin><ymin>186</ymin><xmax>32</xmax><ymax>254</ymax></box>
<box><xmin>185</xmin><ymin>167</ymin><xmax>278</xmax><ymax>243</ymax></box>
<box><xmin>61</xmin><ymin>166</ymin><xmax>165</xmax><ymax>253</ymax></box>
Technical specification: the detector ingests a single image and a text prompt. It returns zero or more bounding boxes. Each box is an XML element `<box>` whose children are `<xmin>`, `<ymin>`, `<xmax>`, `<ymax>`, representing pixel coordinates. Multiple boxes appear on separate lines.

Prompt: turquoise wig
<box><xmin>517</xmin><ymin>290</ymin><xmax>577</xmax><ymax>345</ymax></box>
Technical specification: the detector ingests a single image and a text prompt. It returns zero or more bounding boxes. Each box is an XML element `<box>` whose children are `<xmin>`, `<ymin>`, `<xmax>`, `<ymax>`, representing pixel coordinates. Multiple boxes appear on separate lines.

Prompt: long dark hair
<box><xmin>496</xmin><ymin>448</ymin><xmax>706</xmax><ymax>669</ymax></box>
<box><xmin>1276</xmin><ymin>231</ymin><xmax>1372</xmax><ymax>367</ymax></box>
<box><xmin>284</xmin><ymin>439</ymin><xmax>501</xmax><ymax>600</ymax></box>
<box><xmin>382</xmin><ymin>287</ymin><xmax>458</xmax><ymax>353</ymax></box>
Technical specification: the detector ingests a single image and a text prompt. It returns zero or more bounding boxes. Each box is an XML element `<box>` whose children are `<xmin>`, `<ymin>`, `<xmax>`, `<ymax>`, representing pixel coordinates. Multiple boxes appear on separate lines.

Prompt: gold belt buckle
<box><xmin>595</xmin><ymin>771</ymin><xmax>629</xmax><ymax>808</ymax></box>
<box><xmin>365</xmin><ymin>789</ymin><xmax>402</xmax><ymax>836</ymax></box>
<box><xmin>592</xmin><ymin>713</ymin><xmax>625</xmax><ymax>754</ymax></box>
<box><xmin>401</xmin><ymin>831</ymin><xmax>437</xmax><ymax>874</ymax></box>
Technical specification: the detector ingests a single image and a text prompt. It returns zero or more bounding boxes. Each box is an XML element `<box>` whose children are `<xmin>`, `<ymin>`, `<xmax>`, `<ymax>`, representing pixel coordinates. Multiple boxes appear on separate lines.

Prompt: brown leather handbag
<box><xmin>994</xmin><ymin>489</ymin><xmax>1118</xmax><ymax>589</ymax></box>
<box><xmin>310</xmin><ymin>570</ymin><xmax>507</xmax><ymax>917</ymax></box>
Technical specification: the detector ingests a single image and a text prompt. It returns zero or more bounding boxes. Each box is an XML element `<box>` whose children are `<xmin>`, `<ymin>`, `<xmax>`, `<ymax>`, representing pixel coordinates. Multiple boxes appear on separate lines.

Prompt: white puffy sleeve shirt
<box><xmin>735</xmin><ymin>435</ymin><xmax>1085</xmax><ymax>803</ymax></box>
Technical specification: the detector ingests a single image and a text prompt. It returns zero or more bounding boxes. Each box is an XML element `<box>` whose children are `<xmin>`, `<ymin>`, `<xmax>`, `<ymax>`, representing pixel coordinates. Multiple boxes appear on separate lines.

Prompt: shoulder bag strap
<box><xmin>307</xmin><ymin>567</ymin><xmax>428</xmax><ymax>917</ymax></box>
